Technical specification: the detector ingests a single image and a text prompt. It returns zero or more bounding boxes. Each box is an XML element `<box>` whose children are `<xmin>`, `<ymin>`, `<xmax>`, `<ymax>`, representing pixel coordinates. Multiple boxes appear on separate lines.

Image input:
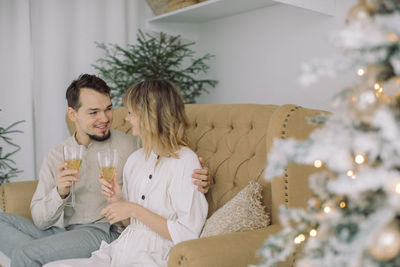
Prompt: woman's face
<box><xmin>125</xmin><ymin>108</ymin><xmax>140</xmax><ymax>136</ymax></box>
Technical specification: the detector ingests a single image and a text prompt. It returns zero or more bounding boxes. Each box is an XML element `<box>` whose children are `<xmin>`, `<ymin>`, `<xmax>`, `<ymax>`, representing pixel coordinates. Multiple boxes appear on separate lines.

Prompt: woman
<box><xmin>45</xmin><ymin>80</ymin><xmax>208</xmax><ymax>266</ymax></box>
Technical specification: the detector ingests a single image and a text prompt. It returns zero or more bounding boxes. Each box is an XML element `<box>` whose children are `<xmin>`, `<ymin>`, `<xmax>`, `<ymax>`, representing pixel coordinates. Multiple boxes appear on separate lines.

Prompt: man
<box><xmin>0</xmin><ymin>74</ymin><xmax>211</xmax><ymax>267</ymax></box>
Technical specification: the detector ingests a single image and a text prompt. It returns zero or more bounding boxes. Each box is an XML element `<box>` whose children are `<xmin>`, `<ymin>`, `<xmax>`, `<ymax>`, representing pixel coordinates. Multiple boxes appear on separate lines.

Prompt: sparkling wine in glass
<box><xmin>63</xmin><ymin>144</ymin><xmax>84</xmax><ymax>207</ymax></box>
<box><xmin>97</xmin><ymin>149</ymin><xmax>118</xmax><ymax>184</ymax></box>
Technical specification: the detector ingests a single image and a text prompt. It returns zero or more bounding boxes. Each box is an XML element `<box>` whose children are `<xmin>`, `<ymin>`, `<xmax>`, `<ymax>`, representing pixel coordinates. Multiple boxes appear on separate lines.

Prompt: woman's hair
<box><xmin>123</xmin><ymin>79</ymin><xmax>191</xmax><ymax>159</ymax></box>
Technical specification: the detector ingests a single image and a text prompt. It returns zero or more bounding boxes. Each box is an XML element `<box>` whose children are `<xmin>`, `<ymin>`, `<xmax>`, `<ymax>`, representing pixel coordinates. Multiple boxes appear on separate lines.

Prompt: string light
<box><xmin>313</xmin><ymin>160</ymin><xmax>322</xmax><ymax>168</ymax></box>
<box><xmin>309</xmin><ymin>229</ymin><xmax>318</xmax><ymax>237</ymax></box>
<box><xmin>294</xmin><ymin>234</ymin><xmax>306</xmax><ymax>244</ymax></box>
<box><xmin>395</xmin><ymin>183</ymin><xmax>400</xmax><ymax>194</ymax></box>
<box><xmin>323</xmin><ymin>206</ymin><xmax>332</xmax><ymax>214</ymax></box>
<box><xmin>339</xmin><ymin>201</ymin><xmax>347</xmax><ymax>208</ymax></box>
<box><xmin>357</xmin><ymin>68</ymin><xmax>366</xmax><ymax>76</ymax></box>
<box><xmin>374</xmin><ymin>83</ymin><xmax>381</xmax><ymax>90</ymax></box>
<box><xmin>346</xmin><ymin>170</ymin><xmax>357</xmax><ymax>179</ymax></box>
<box><xmin>354</xmin><ymin>154</ymin><xmax>366</xmax><ymax>164</ymax></box>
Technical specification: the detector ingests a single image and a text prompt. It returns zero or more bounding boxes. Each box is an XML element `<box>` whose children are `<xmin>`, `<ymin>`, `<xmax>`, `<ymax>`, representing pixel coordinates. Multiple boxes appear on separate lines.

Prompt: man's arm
<box><xmin>192</xmin><ymin>157</ymin><xmax>212</xmax><ymax>194</ymax></box>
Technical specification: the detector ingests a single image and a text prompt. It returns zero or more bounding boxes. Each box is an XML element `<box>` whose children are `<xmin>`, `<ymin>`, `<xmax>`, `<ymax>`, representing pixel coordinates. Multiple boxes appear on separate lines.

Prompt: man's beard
<box><xmin>87</xmin><ymin>130</ymin><xmax>111</xmax><ymax>142</ymax></box>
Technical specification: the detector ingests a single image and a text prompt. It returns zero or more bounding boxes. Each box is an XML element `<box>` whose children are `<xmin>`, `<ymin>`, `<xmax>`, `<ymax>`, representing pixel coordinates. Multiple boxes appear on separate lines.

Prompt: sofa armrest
<box><xmin>0</xmin><ymin>180</ymin><xmax>38</xmax><ymax>220</ymax></box>
<box><xmin>168</xmin><ymin>224</ymin><xmax>293</xmax><ymax>267</ymax></box>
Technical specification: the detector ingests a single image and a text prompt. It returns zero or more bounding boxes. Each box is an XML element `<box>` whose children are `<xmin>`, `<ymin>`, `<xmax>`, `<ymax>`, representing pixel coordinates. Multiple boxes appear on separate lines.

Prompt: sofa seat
<box><xmin>0</xmin><ymin>104</ymin><xmax>325</xmax><ymax>267</ymax></box>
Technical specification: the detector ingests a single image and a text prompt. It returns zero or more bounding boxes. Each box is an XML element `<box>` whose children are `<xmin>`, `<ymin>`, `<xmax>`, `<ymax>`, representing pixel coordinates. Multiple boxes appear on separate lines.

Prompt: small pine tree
<box><xmin>92</xmin><ymin>30</ymin><xmax>218</xmax><ymax>106</ymax></box>
<box><xmin>0</xmin><ymin>112</ymin><xmax>24</xmax><ymax>184</ymax></box>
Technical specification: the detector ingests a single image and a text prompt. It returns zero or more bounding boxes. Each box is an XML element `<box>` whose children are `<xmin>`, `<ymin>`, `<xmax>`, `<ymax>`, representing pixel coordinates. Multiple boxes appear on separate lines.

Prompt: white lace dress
<box><xmin>44</xmin><ymin>147</ymin><xmax>208</xmax><ymax>267</ymax></box>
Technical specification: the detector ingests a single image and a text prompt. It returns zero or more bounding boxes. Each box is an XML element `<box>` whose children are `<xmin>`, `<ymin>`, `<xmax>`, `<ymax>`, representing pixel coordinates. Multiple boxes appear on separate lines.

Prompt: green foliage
<box><xmin>92</xmin><ymin>30</ymin><xmax>218</xmax><ymax>106</ymax></box>
<box><xmin>0</xmin><ymin>113</ymin><xmax>25</xmax><ymax>185</ymax></box>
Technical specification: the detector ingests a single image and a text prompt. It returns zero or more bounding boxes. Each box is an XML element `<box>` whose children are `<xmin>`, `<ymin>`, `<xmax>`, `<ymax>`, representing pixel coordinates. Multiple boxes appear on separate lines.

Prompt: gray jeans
<box><xmin>0</xmin><ymin>213</ymin><xmax>119</xmax><ymax>267</ymax></box>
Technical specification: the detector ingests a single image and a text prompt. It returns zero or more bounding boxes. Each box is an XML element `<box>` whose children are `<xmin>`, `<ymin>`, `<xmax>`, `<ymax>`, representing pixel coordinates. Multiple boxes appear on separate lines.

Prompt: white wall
<box><xmin>194</xmin><ymin>0</ymin><xmax>357</xmax><ymax>111</ymax></box>
<box><xmin>1</xmin><ymin>0</ymin><xmax>359</xmax><ymax>182</ymax></box>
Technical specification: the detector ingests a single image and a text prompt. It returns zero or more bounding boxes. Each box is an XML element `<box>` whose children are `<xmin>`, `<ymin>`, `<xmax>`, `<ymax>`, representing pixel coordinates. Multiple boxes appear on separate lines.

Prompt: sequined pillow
<box><xmin>200</xmin><ymin>181</ymin><xmax>270</xmax><ymax>238</ymax></box>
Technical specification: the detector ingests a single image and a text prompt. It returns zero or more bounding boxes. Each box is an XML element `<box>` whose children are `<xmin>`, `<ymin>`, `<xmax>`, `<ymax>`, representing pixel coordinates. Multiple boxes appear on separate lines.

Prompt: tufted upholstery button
<box><xmin>195</xmin><ymin>122</ymin><xmax>198</xmax><ymax>128</ymax></box>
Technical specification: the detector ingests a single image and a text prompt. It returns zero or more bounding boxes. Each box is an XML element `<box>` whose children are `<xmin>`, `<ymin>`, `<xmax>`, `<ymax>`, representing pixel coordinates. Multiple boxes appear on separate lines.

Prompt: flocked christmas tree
<box><xmin>256</xmin><ymin>0</ymin><xmax>400</xmax><ymax>266</ymax></box>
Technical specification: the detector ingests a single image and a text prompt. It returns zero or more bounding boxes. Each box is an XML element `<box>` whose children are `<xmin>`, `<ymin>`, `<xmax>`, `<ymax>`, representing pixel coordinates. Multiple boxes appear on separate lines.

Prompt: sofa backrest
<box><xmin>265</xmin><ymin>105</ymin><xmax>326</xmax><ymax>224</ymax></box>
<box><xmin>66</xmin><ymin>104</ymin><xmax>325</xmax><ymax>223</ymax></box>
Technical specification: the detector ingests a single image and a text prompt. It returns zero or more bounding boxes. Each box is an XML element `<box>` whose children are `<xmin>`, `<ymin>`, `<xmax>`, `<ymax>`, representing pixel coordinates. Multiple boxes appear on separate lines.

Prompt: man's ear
<box><xmin>67</xmin><ymin>107</ymin><xmax>77</xmax><ymax>123</ymax></box>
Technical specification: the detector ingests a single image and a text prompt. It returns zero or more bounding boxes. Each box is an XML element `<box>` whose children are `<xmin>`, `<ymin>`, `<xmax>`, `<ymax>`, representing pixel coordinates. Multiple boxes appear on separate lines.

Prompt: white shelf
<box><xmin>275</xmin><ymin>0</ymin><xmax>336</xmax><ymax>16</ymax></box>
<box><xmin>148</xmin><ymin>0</ymin><xmax>277</xmax><ymax>24</ymax></box>
<box><xmin>147</xmin><ymin>0</ymin><xmax>336</xmax><ymax>24</ymax></box>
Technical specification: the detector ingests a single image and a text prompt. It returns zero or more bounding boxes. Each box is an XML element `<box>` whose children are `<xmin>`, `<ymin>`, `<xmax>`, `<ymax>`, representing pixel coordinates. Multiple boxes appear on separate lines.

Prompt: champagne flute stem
<box><xmin>71</xmin><ymin>181</ymin><xmax>75</xmax><ymax>207</ymax></box>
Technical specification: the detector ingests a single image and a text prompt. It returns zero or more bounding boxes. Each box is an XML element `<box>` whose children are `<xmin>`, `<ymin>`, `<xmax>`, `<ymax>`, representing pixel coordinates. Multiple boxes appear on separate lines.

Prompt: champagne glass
<box><xmin>63</xmin><ymin>144</ymin><xmax>84</xmax><ymax>207</ymax></box>
<box><xmin>97</xmin><ymin>149</ymin><xmax>118</xmax><ymax>185</ymax></box>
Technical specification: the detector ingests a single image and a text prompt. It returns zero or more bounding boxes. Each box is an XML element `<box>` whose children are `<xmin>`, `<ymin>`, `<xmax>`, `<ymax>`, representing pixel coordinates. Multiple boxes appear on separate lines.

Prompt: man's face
<box><xmin>69</xmin><ymin>88</ymin><xmax>113</xmax><ymax>145</ymax></box>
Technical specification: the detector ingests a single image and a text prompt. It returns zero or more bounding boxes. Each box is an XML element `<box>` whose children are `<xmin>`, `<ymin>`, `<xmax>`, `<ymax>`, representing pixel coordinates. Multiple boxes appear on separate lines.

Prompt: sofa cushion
<box><xmin>200</xmin><ymin>181</ymin><xmax>270</xmax><ymax>238</ymax></box>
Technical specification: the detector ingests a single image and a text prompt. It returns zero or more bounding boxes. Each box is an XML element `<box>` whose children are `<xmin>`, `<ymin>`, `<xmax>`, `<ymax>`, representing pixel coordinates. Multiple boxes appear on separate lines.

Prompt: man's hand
<box><xmin>99</xmin><ymin>174</ymin><xmax>124</xmax><ymax>203</ymax></box>
<box><xmin>192</xmin><ymin>157</ymin><xmax>212</xmax><ymax>194</ymax></box>
<box><xmin>57</xmin><ymin>162</ymin><xmax>80</xmax><ymax>198</ymax></box>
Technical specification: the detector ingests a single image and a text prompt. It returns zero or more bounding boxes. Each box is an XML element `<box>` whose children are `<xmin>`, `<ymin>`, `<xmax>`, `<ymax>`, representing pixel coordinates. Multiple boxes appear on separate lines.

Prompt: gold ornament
<box><xmin>346</xmin><ymin>0</ymin><xmax>375</xmax><ymax>23</ymax></box>
<box><xmin>368</xmin><ymin>221</ymin><xmax>400</xmax><ymax>261</ymax></box>
<box><xmin>364</xmin><ymin>63</ymin><xmax>395</xmax><ymax>87</ymax></box>
<box><xmin>381</xmin><ymin>75</ymin><xmax>400</xmax><ymax>109</ymax></box>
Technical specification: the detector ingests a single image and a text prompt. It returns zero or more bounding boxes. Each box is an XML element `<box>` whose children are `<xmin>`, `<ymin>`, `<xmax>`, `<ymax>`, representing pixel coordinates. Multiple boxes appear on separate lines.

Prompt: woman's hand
<box><xmin>101</xmin><ymin>200</ymin><xmax>137</xmax><ymax>224</ymax></box>
<box><xmin>99</xmin><ymin>173</ymin><xmax>123</xmax><ymax>203</ymax></box>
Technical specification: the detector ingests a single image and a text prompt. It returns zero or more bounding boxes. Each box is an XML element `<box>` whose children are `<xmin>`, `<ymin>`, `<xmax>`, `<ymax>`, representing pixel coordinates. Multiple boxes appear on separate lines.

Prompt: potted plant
<box><xmin>0</xmin><ymin>111</ymin><xmax>24</xmax><ymax>185</ymax></box>
<box><xmin>93</xmin><ymin>30</ymin><xmax>218</xmax><ymax>106</ymax></box>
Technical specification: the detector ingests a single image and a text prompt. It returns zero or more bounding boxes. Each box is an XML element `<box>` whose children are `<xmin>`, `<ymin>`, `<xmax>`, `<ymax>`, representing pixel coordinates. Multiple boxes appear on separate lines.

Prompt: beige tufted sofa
<box><xmin>0</xmin><ymin>104</ymin><xmax>325</xmax><ymax>267</ymax></box>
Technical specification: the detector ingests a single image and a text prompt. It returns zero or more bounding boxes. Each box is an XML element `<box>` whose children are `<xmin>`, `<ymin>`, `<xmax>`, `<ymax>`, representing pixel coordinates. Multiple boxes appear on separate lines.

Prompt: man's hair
<box><xmin>123</xmin><ymin>79</ymin><xmax>190</xmax><ymax>159</ymax></box>
<box><xmin>66</xmin><ymin>74</ymin><xmax>110</xmax><ymax>110</ymax></box>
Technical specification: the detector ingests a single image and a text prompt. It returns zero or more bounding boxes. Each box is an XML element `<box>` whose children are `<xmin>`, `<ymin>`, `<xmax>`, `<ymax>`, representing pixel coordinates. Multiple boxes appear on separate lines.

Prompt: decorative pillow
<box><xmin>200</xmin><ymin>180</ymin><xmax>270</xmax><ymax>238</ymax></box>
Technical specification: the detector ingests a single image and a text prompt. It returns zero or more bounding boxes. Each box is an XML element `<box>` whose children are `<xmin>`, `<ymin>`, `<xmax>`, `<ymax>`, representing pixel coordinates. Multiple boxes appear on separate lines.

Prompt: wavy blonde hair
<box><xmin>123</xmin><ymin>79</ymin><xmax>191</xmax><ymax>159</ymax></box>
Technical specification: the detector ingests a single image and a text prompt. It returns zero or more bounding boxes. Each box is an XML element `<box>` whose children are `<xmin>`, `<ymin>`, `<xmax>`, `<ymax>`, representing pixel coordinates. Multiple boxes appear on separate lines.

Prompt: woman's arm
<box><xmin>101</xmin><ymin>201</ymin><xmax>172</xmax><ymax>241</ymax></box>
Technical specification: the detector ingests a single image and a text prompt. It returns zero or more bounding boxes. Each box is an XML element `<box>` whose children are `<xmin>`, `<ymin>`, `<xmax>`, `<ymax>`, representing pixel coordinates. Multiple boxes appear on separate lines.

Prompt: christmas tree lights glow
<box><xmin>255</xmin><ymin>1</ymin><xmax>400</xmax><ymax>266</ymax></box>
